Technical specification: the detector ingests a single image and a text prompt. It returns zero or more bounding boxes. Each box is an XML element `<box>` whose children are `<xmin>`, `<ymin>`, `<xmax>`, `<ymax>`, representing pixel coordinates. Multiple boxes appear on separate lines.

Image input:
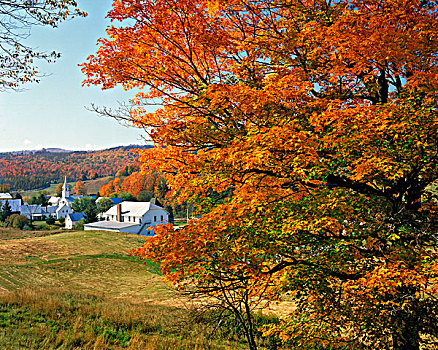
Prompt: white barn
<box><xmin>84</xmin><ymin>201</ymin><xmax>168</xmax><ymax>235</ymax></box>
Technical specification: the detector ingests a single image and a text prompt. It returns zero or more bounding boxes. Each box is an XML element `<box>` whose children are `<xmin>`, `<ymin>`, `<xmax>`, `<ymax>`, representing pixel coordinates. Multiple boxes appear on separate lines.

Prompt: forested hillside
<box><xmin>0</xmin><ymin>146</ymin><xmax>151</xmax><ymax>191</ymax></box>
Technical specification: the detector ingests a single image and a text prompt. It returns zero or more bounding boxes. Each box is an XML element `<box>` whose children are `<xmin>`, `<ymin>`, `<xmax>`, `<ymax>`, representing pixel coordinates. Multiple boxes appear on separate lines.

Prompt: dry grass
<box><xmin>0</xmin><ymin>229</ymin><xmax>255</xmax><ymax>349</ymax></box>
<box><xmin>83</xmin><ymin>176</ymin><xmax>116</xmax><ymax>195</ymax></box>
<box><xmin>0</xmin><ymin>230</ymin><xmax>173</xmax><ymax>302</ymax></box>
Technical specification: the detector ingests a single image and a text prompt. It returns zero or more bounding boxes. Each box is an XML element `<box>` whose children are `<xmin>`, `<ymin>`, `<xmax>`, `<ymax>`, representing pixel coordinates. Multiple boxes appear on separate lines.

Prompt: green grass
<box><xmin>19</xmin><ymin>176</ymin><xmax>114</xmax><ymax>197</ymax></box>
<box><xmin>0</xmin><ymin>229</ymin><xmax>255</xmax><ymax>349</ymax></box>
<box><xmin>20</xmin><ymin>183</ymin><xmax>59</xmax><ymax>197</ymax></box>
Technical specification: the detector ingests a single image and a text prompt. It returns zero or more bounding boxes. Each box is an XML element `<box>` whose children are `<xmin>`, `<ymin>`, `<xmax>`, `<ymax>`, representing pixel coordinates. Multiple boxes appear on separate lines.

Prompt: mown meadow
<box><xmin>0</xmin><ymin>228</ymin><xmax>280</xmax><ymax>349</ymax></box>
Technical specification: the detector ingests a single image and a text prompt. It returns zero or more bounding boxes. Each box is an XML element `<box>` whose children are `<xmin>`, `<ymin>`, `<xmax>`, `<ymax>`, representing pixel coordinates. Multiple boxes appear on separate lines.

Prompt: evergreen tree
<box><xmin>84</xmin><ymin>203</ymin><xmax>97</xmax><ymax>224</ymax></box>
<box><xmin>166</xmin><ymin>205</ymin><xmax>174</xmax><ymax>224</ymax></box>
<box><xmin>138</xmin><ymin>190</ymin><xmax>154</xmax><ymax>202</ymax></box>
<box><xmin>72</xmin><ymin>197</ymin><xmax>95</xmax><ymax>213</ymax></box>
<box><xmin>0</xmin><ymin>200</ymin><xmax>12</xmax><ymax>222</ymax></box>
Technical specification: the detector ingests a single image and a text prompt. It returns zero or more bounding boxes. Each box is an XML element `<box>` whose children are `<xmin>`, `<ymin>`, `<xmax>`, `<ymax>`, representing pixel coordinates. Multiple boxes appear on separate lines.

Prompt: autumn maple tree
<box><xmin>83</xmin><ymin>0</ymin><xmax>438</xmax><ymax>349</ymax></box>
<box><xmin>72</xmin><ymin>180</ymin><xmax>87</xmax><ymax>196</ymax></box>
<box><xmin>0</xmin><ymin>0</ymin><xmax>86</xmax><ymax>90</ymax></box>
<box><xmin>55</xmin><ymin>182</ymin><xmax>63</xmax><ymax>197</ymax></box>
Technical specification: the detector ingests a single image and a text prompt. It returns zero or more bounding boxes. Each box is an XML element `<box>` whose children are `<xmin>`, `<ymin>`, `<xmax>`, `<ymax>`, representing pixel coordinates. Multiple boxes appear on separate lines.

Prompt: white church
<box><xmin>45</xmin><ymin>177</ymin><xmax>75</xmax><ymax>219</ymax></box>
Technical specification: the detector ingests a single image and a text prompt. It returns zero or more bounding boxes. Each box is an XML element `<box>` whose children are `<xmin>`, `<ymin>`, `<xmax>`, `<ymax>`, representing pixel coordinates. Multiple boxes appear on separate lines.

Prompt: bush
<box><xmin>58</xmin><ymin>217</ymin><xmax>65</xmax><ymax>226</ymax></box>
<box><xmin>35</xmin><ymin>223</ymin><xmax>51</xmax><ymax>231</ymax></box>
<box><xmin>46</xmin><ymin>216</ymin><xmax>55</xmax><ymax>225</ymax></box>
<box><xmin>74</xmin><ymin>220</ymin><xmax>84</xmax><ymax>231</ymax></box>
<box><xmin>6</xmin><ymin>214</ymin><xmax>31</xmax><ymax>230</ymax></box>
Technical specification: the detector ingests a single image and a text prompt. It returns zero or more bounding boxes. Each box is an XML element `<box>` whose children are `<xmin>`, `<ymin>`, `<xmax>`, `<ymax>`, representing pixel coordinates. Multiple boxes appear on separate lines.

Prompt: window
<box><xmin>161</xmin><ymin>215</ymin><xmax>163</xmax><ymax>221</ymax></box>
<box><xmin>154</xmin><ymin>216</ymin><xmax>157</xmax><ymax>222</ymax></box>
<box><xmin>139</xmin><ymin>219</ymin><xmax>142</xmax><ymax>224</ymax></box>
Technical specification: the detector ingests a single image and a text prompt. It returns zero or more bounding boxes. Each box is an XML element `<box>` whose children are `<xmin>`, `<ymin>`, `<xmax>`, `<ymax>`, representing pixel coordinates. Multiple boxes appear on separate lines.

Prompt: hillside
<box><xmin>0</xmin><ymin>145</ymin><xmax>152</xmax><ymax>191</ymax></box>
<box><xmin>0</xmin><ymin>229</ymin><xmax>251</xmax><ymax>349</ymax></box>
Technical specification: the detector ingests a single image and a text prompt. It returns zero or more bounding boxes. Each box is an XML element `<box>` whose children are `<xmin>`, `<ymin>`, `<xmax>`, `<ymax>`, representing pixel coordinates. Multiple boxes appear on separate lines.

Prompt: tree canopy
<box><xmin>72</xmin><ymin>196</ymin><xmax>95</xmax><ymax>213</ymax></box>
<box><xmin>73</xmin><ymin>180</ymin><xmax>87</xmax><ymax>196</ymax></box>
<box><xmin>96</xmin><ymin>197</ymin><xmax>114</xmax><ymax>214</ymax></box>
<box><xmin>0</xmin><ymin>0</ymin><xmax>85</xmax><ymax>90</ymax></box>
<box><xmin>83</xmin><ymin>0</ymin><xmax>438</xmax><ymax>349</ymax></box>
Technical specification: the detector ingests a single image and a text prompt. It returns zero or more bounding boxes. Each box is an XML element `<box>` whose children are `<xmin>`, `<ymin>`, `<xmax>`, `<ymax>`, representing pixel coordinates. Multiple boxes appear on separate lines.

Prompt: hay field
<box><xmin>0</xmin><ymin>230</ymin><xmax>247</xmax><ymax>349</ymax></box>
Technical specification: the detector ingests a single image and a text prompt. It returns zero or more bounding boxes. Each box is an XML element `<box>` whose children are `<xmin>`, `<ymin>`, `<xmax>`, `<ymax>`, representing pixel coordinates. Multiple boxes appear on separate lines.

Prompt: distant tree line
<box><xmin>0</xmin><ymin>147</ymin><xmax>151</xmax><ymax>190</ymax></box>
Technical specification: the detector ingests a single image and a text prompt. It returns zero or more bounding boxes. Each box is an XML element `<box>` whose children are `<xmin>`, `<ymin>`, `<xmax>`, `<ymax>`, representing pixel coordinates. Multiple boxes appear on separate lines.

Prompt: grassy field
<box><xmin>0</xmin><ymin>229</ymin><xmax>266</xmax><ymax>349</ymax></box>
<box><xmin>20</xmin><ymin>176</ymin><xmax>115</xmax><ymax>197</ymax></box>
<box><xmin>2</xmin><ymin>228</ymin><xmax>434</xmax><ymax>349</ymax></box>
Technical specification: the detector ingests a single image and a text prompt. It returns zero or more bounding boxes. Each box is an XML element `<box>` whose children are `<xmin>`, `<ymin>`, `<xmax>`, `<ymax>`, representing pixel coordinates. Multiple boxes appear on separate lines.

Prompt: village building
<box><xmin>2</xmin><ymin>177</ymin><xmax>83</xmax><ymax>221</ymax></box>
<box><xmin>20</xmin><ymin>204</ymin><xmax>44</xmax><ymax>221</ymax></box>
<box><xmin>65</xmin><ymin>213</ymin><xmax>85</xmax><ymax>229</ymax></box>
<box><xmin>47</xmin><ymin>177</ymin><xmax>77</xmax><ymax>207</ymax></box>
<box><xmin>46</xmin><ymin>177</ymin><xmax>74</xmax><ymax>219</ymax></box>
<box><xmin>0</xmin><ymin>193</ymin><xmax>21</xmax><ymax>213</ymax></box>
<box><xmin>84</xmin><ymin>201</ymin><xmax>168</xmax><ymax>235</ymax></box>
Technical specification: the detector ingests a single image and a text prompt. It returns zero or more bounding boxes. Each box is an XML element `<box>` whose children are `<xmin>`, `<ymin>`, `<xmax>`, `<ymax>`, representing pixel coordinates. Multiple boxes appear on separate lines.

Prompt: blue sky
<box><xmin>0</xmin><ymin>0</ymin><xmax>148</xmax><ymax>152</ymax></box>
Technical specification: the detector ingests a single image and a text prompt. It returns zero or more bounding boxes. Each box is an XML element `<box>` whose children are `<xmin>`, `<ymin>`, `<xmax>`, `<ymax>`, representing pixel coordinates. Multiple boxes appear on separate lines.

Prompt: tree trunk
<box><xmin>392</xmin><ymin>309</ymin><xmax>420</xmax><ymax>350</ymax></box>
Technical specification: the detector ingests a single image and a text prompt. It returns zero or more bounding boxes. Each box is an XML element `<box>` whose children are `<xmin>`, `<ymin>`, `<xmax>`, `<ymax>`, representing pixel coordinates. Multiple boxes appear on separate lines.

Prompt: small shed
<box><xmin>65</xmin><ymin>213</ymin><xmax>85</xmax><ymax>229</ymax></box>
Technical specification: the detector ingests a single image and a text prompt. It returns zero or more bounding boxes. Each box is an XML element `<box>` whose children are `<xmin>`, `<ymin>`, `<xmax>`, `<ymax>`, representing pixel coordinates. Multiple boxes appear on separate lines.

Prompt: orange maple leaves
<box><xmin>83</xmin><ymin>0</ymin><xmax>438</xmax><ymax>348</ymax></box>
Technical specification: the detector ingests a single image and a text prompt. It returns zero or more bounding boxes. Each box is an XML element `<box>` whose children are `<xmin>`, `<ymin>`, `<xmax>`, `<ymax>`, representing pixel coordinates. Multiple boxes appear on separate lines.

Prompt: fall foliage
<box><xmin>98</xmin><ymin>170</ymin><xmax>168</xmax><ymax>200</ymax></box>
<box><xmin>83</xmin><ymin>0</ymin><xmax>438</xmax><ymax>349</ymax></box>
<box><xmin>72</xmin><ymin>180</ymin><xmax>87</xmax><ymax>196</ymax></box>
<box><xmin>55</xmin><ymin>183</ymin><xmax>63</xmax><ymax>197</ymax></box>
<box><xmin>0</xmin><ymin>146</ymin><xmax>147</xmax><ymax>191</ymax></box>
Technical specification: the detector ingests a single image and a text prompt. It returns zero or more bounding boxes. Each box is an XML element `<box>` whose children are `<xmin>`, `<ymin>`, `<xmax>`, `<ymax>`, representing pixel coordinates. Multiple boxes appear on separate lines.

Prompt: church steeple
<box><xmin>62</xmin><ymin>176</ymin><xmax>69</xmax><ymax>199</ymax></box>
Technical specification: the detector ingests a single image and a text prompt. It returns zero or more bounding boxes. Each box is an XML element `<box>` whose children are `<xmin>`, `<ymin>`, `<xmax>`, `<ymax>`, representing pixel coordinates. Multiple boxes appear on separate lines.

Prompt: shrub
<box><xmin>6</xmin><ymin>214</ymin><xmax>31</xmax><ymax>230</ymax></box>
<box><xmin>74</xmin><ymin>220</ymin><xmax>84</xmax><ymax>231</ymax></box>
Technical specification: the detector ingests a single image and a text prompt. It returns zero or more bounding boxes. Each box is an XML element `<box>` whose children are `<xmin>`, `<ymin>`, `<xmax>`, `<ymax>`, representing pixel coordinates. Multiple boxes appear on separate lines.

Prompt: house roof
<box><xmin>48</xmin><ymin>196</ymin><xmax>60</xmax><ymax>205</ymax></box>
<box><xmin>104</xmin><ymin>201</ymin><xmax>165</xmax><ymax>217</ymax></box>
<box><xmin>71</xmin><ymin>195</ymin><xmax>83</xmax><ymax>199</ymax></box>
<box><xmin>20</xmin><ymin>204</ymin><xmax>43</xmax><ymax>215</ymax></box>
<box><xmin>45</xmin><ymin>206</ymin><xmax>58</xmax><ymax>213</ymax></box>
<box><xmin>67</xmin><ymin>213</ymin><xmax>85</xmax><ymax>222</ymax></box>
<box><xmin>0</xmin><ymin>193</ymin><xmax>13</xmax><ymax>199</ymax></box>
<box><xmin>84</xmin><ymin>221</ymin><xmax>139</xmax><ymax>230</ymax></box>
<box><xmin>56</xmin><ymin>202</ymin><xmax>71</xmax><ymax>213</ymax></box>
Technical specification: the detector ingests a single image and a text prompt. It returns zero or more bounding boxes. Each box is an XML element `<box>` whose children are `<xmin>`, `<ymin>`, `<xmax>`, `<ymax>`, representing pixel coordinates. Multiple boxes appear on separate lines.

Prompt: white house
<box><xmin>0</xmin><ymin>193</ymin><xmax>21</xmax><ymax>213</ymax></box>
<box><xmin>65</xmin><ymin>213</ymin><xmax>85</xmax><ymax>229</ymax></box>
<box><xmin>84</xmin><ymin>201</ymin><xmax>169</xmax><ymax>235</ymax></box>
